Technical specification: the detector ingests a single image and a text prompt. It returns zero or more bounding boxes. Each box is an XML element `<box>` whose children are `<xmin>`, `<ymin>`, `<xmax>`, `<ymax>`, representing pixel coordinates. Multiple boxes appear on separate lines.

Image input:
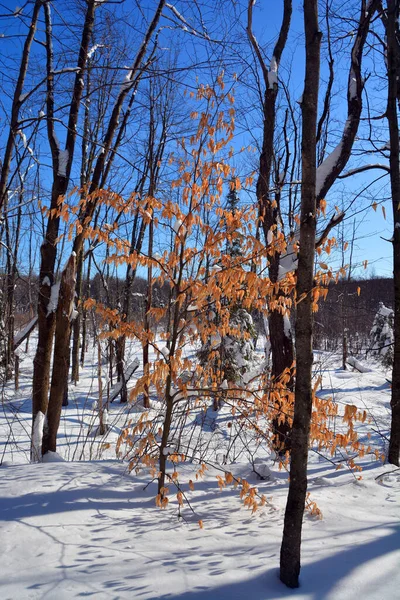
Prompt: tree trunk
<box><xmin>386</xmin><ymin>0</ymin><xmax>400</xmax><ymax>466</ymax></box>
<box><xmin>97</xmin><ymin>339</ymin><xmax>106</xmax><ymax>436</ymax></box>
<box><xmin>71</xmin><ymin>250</ymin><xmax>83</xmax><ymax>383</ymax></box>
<box><xmin>280</xmin><ymin>0</ymin><xmax>320</xmax><ymax>588</ymax></box>
<box><xmin>0</xmin><ymin>0</ymin><xmax>42</xmax><ymax>213</ymax></box>
<box><xmin>143</xmin><ymin>210</ymin><xmax>154</xmax><ymax>409</ymax></box>
<box><xmin>269</xmin><ymin>254</ymin><xmax>294</xmax><ymax>453</ymax></box>
<box><xmin>247</xmin><ymin>0</ymin><xmax>293</xmax><ymax>453</ymax></box>
<box><xmin>42</xmin><ymin>253</ymin><xmax>76</xmax><ymax>456</ymax></box>
<box><xmin>31</xmin><ymin>0</ymin><xmax>96</xmax><ymax>457</ymax></box>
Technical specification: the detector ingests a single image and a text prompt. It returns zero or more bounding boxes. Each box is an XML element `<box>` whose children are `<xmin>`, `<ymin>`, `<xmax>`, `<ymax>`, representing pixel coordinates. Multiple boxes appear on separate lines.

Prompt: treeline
<box><xmin>5</xmin><ymin>273</ymin><xmax>170</xmax><ymax>330</ymax></box>
<box><xmin>8</xmin><ymin>272</ymin><xmax>394</xmax><ymax>356</ymax></box>
<box><xmin>315</xmin><ymin>277</ymin><xmax>394</xmax><ymax>354</ymax></box>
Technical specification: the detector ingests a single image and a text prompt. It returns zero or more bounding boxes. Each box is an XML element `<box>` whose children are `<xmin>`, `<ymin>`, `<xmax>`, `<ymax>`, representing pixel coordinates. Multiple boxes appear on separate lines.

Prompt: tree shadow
<box><xmin>158</xmin><ymin>523</ymin><xmax>400</xmax><ymax>600</ymax></box>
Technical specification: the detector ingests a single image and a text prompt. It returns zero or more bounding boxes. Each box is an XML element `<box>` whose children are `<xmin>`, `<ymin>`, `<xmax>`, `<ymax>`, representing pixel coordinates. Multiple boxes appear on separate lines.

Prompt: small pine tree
<box><xmin>197</xmin><ymin>306</ymin><xmax>256</xmax><ymax>386</ymax></box>
<box><xmin>369</xmin><ymin>302</ymin><xmax>394</xmax><ymax>367</ymax></box>
<box><xmin>197</xmin><ymin>185</ymin><xmax>255</xmax><ymax>397</ymax></box>
<box><xmin>225</xmin><ymin>186</ymin><xmax>241</xmax><ymax>258</ymax></box>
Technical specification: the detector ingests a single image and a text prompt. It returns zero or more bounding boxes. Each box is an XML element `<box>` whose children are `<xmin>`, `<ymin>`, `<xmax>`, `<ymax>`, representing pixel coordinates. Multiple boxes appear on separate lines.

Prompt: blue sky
<box><xmin>0</xmin><ymin>0</ymin><xmax>394</xmax><ymax>280</ymax></box>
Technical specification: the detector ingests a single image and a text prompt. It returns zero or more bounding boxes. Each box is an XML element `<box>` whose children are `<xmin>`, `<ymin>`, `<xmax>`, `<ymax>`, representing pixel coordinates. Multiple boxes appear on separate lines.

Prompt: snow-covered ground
<box><xmin>1</xmin><ymin>339</ymin><xmax>399</xmax><ymax>599</ymax></box>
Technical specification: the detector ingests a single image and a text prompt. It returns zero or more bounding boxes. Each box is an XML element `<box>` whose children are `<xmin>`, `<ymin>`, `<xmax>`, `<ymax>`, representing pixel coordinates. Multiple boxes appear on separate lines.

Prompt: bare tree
<box><xmin>384</xmin><ymin>0</ymin><xmax>400</xmax><ymax>466</ymax></box>
<box><xmin>247</xmin><ymin>0</ymin><xmax>293</xmax><ymax>452</ymax></box>
<box><xmin>31</xmin><ymin>0</ymin><xmax>97</xmax><ymax>459</ymax></box>
<box><xmin>41</xmin><ymin>0</ymin><xmax>167</xmax><ymax>457</ymax></box>
<box><xmin>280</xmin><ymin>0</ymin><xmax>321</xmax><ymax>588</ymax></box>
<box><xmin>0</xmin><ymin>0</ymin><xmax>42</xmax><ymax>214</ymax></box>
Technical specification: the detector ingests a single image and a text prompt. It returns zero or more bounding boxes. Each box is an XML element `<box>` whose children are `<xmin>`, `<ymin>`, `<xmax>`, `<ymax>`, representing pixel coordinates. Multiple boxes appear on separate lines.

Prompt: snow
<box><xmin>376</xmin><ymin>304</ymin><xmax>393</xmax><ymax>318</ymax></box>
<box><xmin>0</xmin><ymin>457</ymin><xmax>399</xmax><ymax>599</ymax></box>
<box><xmin>51</xmin><ymin>67</ymin><xmax>80</xmax><ymax>75</ymax></box>
<box><xmin>46</xmin><ymin>281</ymin><xmax>60</xmax><ymax>316</ymax></box>
<box><xmin>268</xmin><ymin>56</ymin><xmax>278</xmax><ymax>89</ymax></box>
<box><xmin>173</xmin><ymin>218</ymin><xmax>186</xmax><ymax>235</ymax></box>
<box><xmin>278</xmin><ymin>235</ymin><xmax>298</xmax><ymax>279</ymax></box>
<box><xmin>316</xmin><ymin>129</ymin><xmax>347</xmax><ymax>197</ymax></box>
<box><xmin>42</xmin><ymin>450</ymin><xmax>65</xmax><ymax>463</ymax></box>
<box><xmin>349</xmin><ymin>67</ymin><xmax>358</xmax><ymax>100</ymax></box>
<box><xmin>31</xmin><ymin>411</ymin><xmax>45</xmax><ymax>462</ymax></box>
<box><xmin>210</xmin><ymin>332</ymin><xmax>222</xmax><ymax>348</ymax></box>
<box><xmin>42</xmin><ymin>276</ymin><xmax>51</xmax><ymax>286</ymax></box>
<box><xmin>108</xmin><ymin>358</ymin><xmax>139</xmax><ymax>403</ymax></box>
<box><xmin>119</xmin><ymin>67</ymin><xmax>134</xmax><ymax>93</ymax></box>
<box><xmin>347</xmin><ymin>356</ymin><xmax>372</xmax><ymax>373</ymax></box>
<box><xmin>283</xmin><ymin>313</ymin><xmax>291</xmax><ymax>339</ymax></box>
<box><xmin>58</xmin><ymin>149</ymin><xmax>69</xmax><ymax>178</ymax></box>
<box><xmin>1</xmin><ymin>338</ymin><xmax>400</xmax><ymax>599</ymax></box>
<box><xmin>87</xmin><ymin>43</ymin><xmax>103</xmax><ymax>59</ymax></box>
<box><xmin>13</xmin><ymin>316</ymin><xmax>37</xmax><ymax>347</ymax></box>
<box><xmin>17</xmin><ymin>129</ymin><xmax>35</xmax><ymax>158</ymax></box>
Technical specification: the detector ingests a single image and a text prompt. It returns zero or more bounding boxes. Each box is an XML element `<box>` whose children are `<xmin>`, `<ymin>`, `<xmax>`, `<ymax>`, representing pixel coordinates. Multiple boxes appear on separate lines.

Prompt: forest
<box><xmin>0</xmin><ymin>1</ymin><xmax>399</xmax><ymax>598</ymax></box>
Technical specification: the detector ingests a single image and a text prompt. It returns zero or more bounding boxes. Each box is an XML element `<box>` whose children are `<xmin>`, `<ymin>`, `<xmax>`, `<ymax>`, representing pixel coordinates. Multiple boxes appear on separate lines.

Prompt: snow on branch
<box><xmin>315</xmin><ymin>211</ymin><xmax>345</xmax><ymax>249</ymax></box>
<box><xmin>315</xmin><ymin>0</ymin><xmax>380</xmax><ymax>205</ymax></box>
<box><xmin>14</xmin><ymin>316</ymin><xmax>38</xmax><ymax>350</ymax></box>
<box><xmin>165</xmin><ymin>3</ymin><xmax>217</xmax><ymax>42</ymax></box>
<box><xmin>337</xmin><ymin>163</ymin><xmax>390</xmax><ymax>179</ymax></box>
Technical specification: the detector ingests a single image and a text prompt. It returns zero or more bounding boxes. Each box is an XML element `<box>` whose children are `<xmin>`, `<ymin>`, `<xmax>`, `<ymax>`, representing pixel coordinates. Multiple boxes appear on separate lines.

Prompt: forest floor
<box><xmin>1</xmin><ymin>339</ymin><xmax>399</xmax><ymax>599</ymax></box>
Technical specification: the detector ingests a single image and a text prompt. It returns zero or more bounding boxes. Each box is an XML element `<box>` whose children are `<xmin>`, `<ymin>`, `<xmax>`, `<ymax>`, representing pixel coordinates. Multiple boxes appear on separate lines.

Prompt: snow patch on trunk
<box><xmin>47</xmin><ymin>282</ymin><xmax>60</xmax><ymax>316</ymax></box>
<box><xmin>32</xmin><ymin>411</ymin><xmax>45</xmax><ymax>461</ymax></box>
<box><xmin>283</xmin><ymin>314</ymin><xmax>292</xmax><ymax>339</ymax></box>
<box><xmin>268</xmin><ymin>56</ymin><xmax>278</xmax><ymax>89</ymax></box>
<box><xmin>58</xmin><ymin>149</ymin><xmax>69</xmax><ymax>178</ymax></box>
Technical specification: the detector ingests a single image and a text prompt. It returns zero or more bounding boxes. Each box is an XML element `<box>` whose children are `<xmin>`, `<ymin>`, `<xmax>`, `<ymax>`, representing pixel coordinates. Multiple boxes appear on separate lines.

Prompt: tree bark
<box><xmin>42</xmin><ymin>253</ymin><xmax>76</xmax><ymax>455</ymax></box>
<box><xmin>247</xmin><ymin>0</ymin><xmax>293</xmax><ymax>452</ymax></box>
<box><xmin>280</xmin><ymin>0</ymin><xmax>320</xmax><ymax>588</ymax></box>
<box><xmin>316</xmin><ymin>0</ymin><xmax>380</xmax><ymax>203</ymax></box>
<box><xmin>71</xmin><ymin>249</ymin><xmax>83</xmax><ymax>384</ymax></box>
<box><xmin>386</xmin><ymin>0</ymin><xmax>400</xmax><ymax>466</ymax></box>
<box><xmin>32</xmin><ymin>0</ymin><xmax>96</xmax><ymax>456</ymax></box>
<box><xmin>0</xmin><ymin>0</ymin><xmax>42</xmax><ymax>213</ymax></box>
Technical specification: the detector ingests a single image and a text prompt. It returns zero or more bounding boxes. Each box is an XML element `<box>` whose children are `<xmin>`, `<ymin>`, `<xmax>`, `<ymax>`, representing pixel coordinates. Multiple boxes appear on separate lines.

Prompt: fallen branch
<box><xmin>109</xmin><ymin>358</ymin><xmax>140</xmax><ymax>403</ymax></box>
<box><xmin>13</xmin><ymin>316</ymin><xmax>38</xmax><ymax>350</ymax></box>
<box><xmin>346</xmin><ymin>356</ymin><xmax>371</xmax><ymax>373</ymax></box>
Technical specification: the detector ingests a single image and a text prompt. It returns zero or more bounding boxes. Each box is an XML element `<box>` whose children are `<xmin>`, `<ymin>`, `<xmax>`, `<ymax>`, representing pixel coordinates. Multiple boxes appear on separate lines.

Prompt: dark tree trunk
<box><xmin>280</xmin><ymin>0</ymin><xmax>320</xmax><ymax>588</ymax></box>
<box><xmin>158</xmin><ymin>300</ymin><xmax>181</xmax><ymax>495</ymax></box>
<box><xmin>42</xmin><ymin>254</ymin><xmax>76</xmax><ymax>455</ymax></box>
<box><xmin>71</xmin><ymin>250</ymin><xmax>83</xmax><ymax>384</ymax></box>
<box><xmin>386</xmin><ymin>0</ymin><xmax>400</xmax><ymax>466</ymax></box>
<box><xmin>268</xmin><ymin>254</ymin><xmax>294</xmax><ymax>453</ymax></box>
<box><xmin>247</xmin><ymin>0</ymin><xmax>293</xmax><ymax>453</ymax></box>
<box><xmin>143</xmin><ymin>203</ymin><xmax>154</xmax><ymax>409</ymax></box>
<box><xmin>31</xmin><ymin>0</ymin><xmax>96</xmax><ymax>456</ymax></box>
<box><xmin>4</xmin><ymin>194</ymin><xmax>22</xmax><ymax>380</ymax></box>
<box><xmin>0</xmin><ymin>0</ymin><xmax>42</xmax><ymax>213</ymax></box>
